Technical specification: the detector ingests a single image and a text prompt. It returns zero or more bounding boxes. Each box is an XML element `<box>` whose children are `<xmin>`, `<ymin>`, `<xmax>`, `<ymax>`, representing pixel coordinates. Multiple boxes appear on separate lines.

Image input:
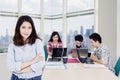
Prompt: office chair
<box><xmin>114</xmin><ymin>57</ymin><xmax>120</xmax><ymax>76</ymax></box>
<box><xmin>44</xmin><ymin>45</ymin><xmax>48</xmax><ymax>61</ymax></box>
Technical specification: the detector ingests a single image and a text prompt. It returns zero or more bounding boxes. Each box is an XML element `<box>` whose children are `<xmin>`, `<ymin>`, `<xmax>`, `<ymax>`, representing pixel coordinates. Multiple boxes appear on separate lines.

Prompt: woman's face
<box><xmin>20</xmin><ymin>21</ymin><xmax>32</xmax><ymax>41</ymax></box>
<box><xmin>52</xmin><ymin>34</ymin><xmax>59</xmax><ymax>42</ymax></box>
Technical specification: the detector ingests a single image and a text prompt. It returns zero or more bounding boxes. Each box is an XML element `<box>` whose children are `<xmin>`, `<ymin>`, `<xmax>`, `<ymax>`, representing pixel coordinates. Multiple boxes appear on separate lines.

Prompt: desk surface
<box><xmin>42</xmin><ymin>63</ymin><xmax>119</xmax><ymax>80</ymax></box>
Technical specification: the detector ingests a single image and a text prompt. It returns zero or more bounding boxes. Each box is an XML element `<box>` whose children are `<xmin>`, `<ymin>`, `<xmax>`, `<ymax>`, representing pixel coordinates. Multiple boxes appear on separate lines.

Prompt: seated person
<box><xmin>47</xmin><ymin>31</ymin><xmax>62</xmax><ymax>56</ymax></box>
<box><xmin>89</xmin><ymin>33</ymin><xmax>114</xmax><ymax>72</ymax></box>
<box><xmin>67</xmin><ymin>34</ymin><xmax>89</xmax><ymax>55</ymax></box>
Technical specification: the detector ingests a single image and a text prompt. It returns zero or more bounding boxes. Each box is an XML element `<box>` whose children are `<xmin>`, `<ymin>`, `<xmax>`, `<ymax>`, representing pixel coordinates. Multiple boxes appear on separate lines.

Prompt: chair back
<box><xmin>44</xmin><ymin>45</ymin><xmax>48</xmax><ymax>61</ymax></box>
<box><xmin>114</xmin><ymin>57</ymin><xmax>120</xmax><ymax>76</ymax></box>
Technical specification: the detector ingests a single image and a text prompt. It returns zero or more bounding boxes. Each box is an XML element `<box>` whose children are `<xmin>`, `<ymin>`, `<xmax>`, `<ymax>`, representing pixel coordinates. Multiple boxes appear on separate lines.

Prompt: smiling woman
<box><xmin>7</xmin><ymin>15</ymin><xmax>45</xmax><ymax>80</ymax></box>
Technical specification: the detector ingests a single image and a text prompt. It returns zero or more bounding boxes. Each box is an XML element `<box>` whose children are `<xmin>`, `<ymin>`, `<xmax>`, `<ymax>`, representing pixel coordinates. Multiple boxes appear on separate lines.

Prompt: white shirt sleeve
<box><xmin>31</xmin><ymin>39</ymin><xmax>45</xmax><ymax>72</ymax></box>
<box><xmin>7</xmin><ymin>43</ymin><xmax>22</xmax><ymax>72</ymax></box>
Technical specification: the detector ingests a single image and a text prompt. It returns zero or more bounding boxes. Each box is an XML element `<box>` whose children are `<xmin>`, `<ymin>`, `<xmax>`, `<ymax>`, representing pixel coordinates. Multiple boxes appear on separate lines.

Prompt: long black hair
<box><xmin>13</xmin><ymin>15</ymin><xmax>41</xmax><ymax>46</ymax></box>
<box><xmin>89</xmin><ymin>33</ymin><xmax>102</xmax><ymax>43</ymax></box>
<box><xmin>48</xmin><ymin>31</ymin><xmax>62</xmax><ymax>42</ymax></box>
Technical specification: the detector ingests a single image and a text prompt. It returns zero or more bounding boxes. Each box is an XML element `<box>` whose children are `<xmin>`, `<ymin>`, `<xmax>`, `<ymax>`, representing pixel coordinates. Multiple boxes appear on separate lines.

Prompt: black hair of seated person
<box><xmin>75</xmin><ymin>35</ymin><xmax>83</xmax><ymax>42</ymax></box>
<box><xmin>89</xmin><ymin>33</ymin><xmax>102</xmax><ymax>43</ymax></box>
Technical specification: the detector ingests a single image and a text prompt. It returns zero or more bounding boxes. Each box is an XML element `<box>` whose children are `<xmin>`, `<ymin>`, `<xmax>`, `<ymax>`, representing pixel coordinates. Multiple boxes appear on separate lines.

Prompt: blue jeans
<box><xmin>11</xmin><ymin>74</ymin><xmax>41</xmax><ymax>80</ymax></box>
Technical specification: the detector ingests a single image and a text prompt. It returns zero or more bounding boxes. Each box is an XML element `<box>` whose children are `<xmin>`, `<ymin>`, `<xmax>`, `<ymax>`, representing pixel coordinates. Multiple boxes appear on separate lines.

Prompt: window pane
<box><xmin>67</xmin><ymin>15</ymin><xmax>94</xmax><ymax>50</ymax></box>
<box><xmin>32</xmin><ymin>18</ymin><xmax>40</xmax><ymax>36</ymax></box>
<box><xmin>44</xmin><ymin>20</ymin><xmax>51</xmax><ymax>44</ymax></box>
<box><xmin>44</xmin><ymin>19</ymin><xmax>62</xmax><ymax>44</ymax></box>
<box><xmin>44</xmin><ymin>0</ymin><xmax>62</xmax><ymax>15</ymax></box>
<box><xmin>0</xmin><ymin>0</ymin><xmax>17</xmax><ymax>12</ymax></box>
<box><xmin>67</xmin><ymin>0</ymin><xmax>94</xmax><ymax>13</ymax></box>
<box><xmin>0</xmin><ymin>17</ymin><xmax>17</xmax><ymax>53</ymax></box>
<box><xmin>22</xmin><ymin>0</ymin><xmax>40</xmax><ymax>14</ymax></box>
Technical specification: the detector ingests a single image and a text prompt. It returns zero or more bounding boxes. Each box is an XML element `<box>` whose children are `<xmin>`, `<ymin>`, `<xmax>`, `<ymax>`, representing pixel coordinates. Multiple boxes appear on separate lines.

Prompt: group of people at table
<box><xmin>7</xmin><ymin>15</ymin><xmax>114</xmax><ymax>80</ymax></box>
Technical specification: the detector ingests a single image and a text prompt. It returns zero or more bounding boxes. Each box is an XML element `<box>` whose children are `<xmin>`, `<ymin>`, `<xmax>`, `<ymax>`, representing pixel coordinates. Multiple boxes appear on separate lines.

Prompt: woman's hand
<box><xmin>31</xmin><ymin>54</ymin><xmax>43</xmax><ymax>64</ymax></box>
<box><xmin>20</xmin><ymin>54</ymin><xmax>43</xmax><ymax>71</ymax></box>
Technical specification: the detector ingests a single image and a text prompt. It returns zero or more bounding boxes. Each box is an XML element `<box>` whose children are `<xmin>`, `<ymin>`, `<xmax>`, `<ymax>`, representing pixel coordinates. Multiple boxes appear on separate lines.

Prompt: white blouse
<box><xmin>7</xmin><ymin>39</ymin><xmax>45</xmax><ymax>79</ymax></box>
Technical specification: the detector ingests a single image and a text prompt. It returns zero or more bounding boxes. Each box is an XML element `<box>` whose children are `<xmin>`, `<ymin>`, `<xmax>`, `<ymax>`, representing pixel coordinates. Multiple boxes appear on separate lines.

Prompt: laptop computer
<box><xmin>48</xmin><ymin>48</ymin><xmax>67</xmax><ymax>62</ymax></box>
<box><xmin>76</xmin><ymin>48</ymin><xmax>88</xmax><ymax>58</ymax></box>
<box><xmin>76</xmin><ymin>48</ymin><xmax>93</xmax><ymax>63</ymax></box>
<box><xmin>52</xmin><ymin>48</ymin><xmax>67</xmax><ymax>57</ymax></box>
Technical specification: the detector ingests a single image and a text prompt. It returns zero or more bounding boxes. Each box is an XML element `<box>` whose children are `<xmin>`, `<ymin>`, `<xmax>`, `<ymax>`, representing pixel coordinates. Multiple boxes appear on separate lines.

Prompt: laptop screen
<box><xmin>52</xmin><ymin>48</ymin><xmax>67</xmax><ymax>58</ymax></box>
<box><xmin>76</xmin><ymin>48</ymin><xmax>88</xmax><ymax>58</ymax></box>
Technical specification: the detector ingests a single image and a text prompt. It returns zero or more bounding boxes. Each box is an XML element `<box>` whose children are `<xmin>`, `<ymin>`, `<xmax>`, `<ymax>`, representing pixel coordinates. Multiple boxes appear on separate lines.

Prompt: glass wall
<box><xmin>67</xmin><ymin>15</ymin><xmax>94</xmax><ymax>51</ymax></box>
<box><xmin>44</xmin><ymin>0</ymin><xmax>62</xmax><ymax>15</ymax></box>
<box><xmin>22</xmin><ymin>0</ymin><xmax>40</xmax><ymax>14</ymax></box>
<box><xmin>67</xmin><ymin>0</ymin><xmax>94</xmax><ymax>12</ymax></box>
<box><xmin>0</xmin><ymin>16</ymin><xmax>17</xmax><ymax>53</ymax></box>
<box><xmin>0</xmin><ymin>0</ymin><xmax>17</xmax><ymax>12</ymax></box>
<box><xmin>0</xmin><ymin>0</ymin><xmax>94</xmax><ymax>53</ymax></box>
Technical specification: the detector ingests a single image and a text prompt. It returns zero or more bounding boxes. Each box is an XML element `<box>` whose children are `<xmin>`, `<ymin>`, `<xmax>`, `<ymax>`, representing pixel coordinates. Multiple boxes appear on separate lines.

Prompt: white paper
<box><xmin>83</xmin><ymin>63</ymin><xmax>107</xmax><ymax>68</ymax></box>
<box><xmin>44</xmin><ymin>62</ymin><xmax>66</xmax><ymax>69</ymax></box>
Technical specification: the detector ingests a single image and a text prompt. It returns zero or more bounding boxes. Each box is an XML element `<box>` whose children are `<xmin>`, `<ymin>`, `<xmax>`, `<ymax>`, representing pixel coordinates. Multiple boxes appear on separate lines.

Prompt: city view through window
<box><xmin>0</xmin><ymin>0</ymin><xmax>94</xmax><ymax>53</ymax></box>
<box><xmin>0</xmin><ymin>23</ymin><xmax>94</xmax><ymax>53</ymax></box>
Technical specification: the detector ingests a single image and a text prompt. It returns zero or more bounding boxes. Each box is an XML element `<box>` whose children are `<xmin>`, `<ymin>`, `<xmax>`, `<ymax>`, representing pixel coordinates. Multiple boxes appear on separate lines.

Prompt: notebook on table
<box><xmin>67</xmin><ymin>58</ymin><xmax>80</xmax><ymax>63</ymax></box>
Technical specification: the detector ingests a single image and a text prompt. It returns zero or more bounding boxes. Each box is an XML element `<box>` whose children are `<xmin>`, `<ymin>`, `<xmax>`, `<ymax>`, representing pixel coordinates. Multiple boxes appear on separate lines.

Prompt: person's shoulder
<box><xmin>101</xmin><ymin>43</ymin><xmax>108</xmax><ymax>48</ymax></box>
<box><xmin>48</xmin><ymin>41</ymin><xmax>53</xmax><ymax>44</ymax></box>
<box><xmin>35</xmin><ymin>39</ymin><xmax>42</xmax><ymax>43</ymax></box>
<box><xmin>36</xmin><ymin>38</ymin><xmax>42</xmax><ymax>42</ymax></box>
<box><xmin>8</xmin><ymin>42</ymin><xmax>15</xmax><ymax>48</ymax></box>
<box><xmin>9</xmin><ymin>41</ymin><xmax>14</xmax><ymax>46</ymax></box>
<box><xmin>100</xmin><ymin>43</ymin><xmax>110</xmax><ymax>51</ymax></box>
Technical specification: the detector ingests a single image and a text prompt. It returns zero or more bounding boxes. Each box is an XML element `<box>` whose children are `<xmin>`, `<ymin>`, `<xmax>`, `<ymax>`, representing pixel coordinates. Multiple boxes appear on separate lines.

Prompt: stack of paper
<box><xmin>83</xmin><ymin>63</ymin><xmax>107</xmax><ymax>68</ymax></box>
<box><xmin>44</xmin><ymin>62</ymin><xmax>66</xmax><ymax>69</ymax></box>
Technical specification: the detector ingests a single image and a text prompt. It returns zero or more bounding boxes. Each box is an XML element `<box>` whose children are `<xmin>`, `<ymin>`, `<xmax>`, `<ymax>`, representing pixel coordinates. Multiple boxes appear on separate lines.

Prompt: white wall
<box><xmin>0</xmin><ymin>54</ymin><xmax>11</xmax><ymax>80</ymax></box>
<box><xmin>117</xmin><ymin>0</ymin><xmax>120</xmax><ymax>59</ymax></box>
<box><xmin>95</xmin><ymin>0</ymin><xmax>117</xmax><ymax>64</ymax></box>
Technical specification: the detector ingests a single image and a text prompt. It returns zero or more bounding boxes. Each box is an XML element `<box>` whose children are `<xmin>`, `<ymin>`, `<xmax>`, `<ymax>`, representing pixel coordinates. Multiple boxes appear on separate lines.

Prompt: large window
<box><xmin>22</xmin><ymin>0</ymin><xmax>40</xmax><ymax>14</ymax></box>
<box><xmin>32</xmin><ymin>18</ymin><xmax>40</xmax><ymax>35</ymax></box>
<box><xmin>0</xmin><ymin>16</ymin><xmax>17</xmax><ymax>53</ymax></box>
<box><xmin>67</xmin><ymin>15</ymin><xmax>94</xmax><ymax>51</ymax></box>
<box><xmin>67</xmin><ymin>15</ymin><xmax>94</xmax><ymax>36</ymax></box>
<box><xmin>0</xmin><ymin>0</ymin><xmax>94</xmax><ymax>53</ymax></box>
<box><xmin>0</xmin><ymin>0</ymin><xmax>17</xmax><ymax>12</ymax></box>
<box><xmin>44</xmin><ymin>19</ymin><xmax>62</xmax><ymax>44</ymax></box>
<box><xmin>44</xmin><ymin>0</ymin><xmax>62</xmax><ymax>15</ymax></box>
<box><xmin>67</xmin><ymin>0</ymin><xmax>94</xmax><ymax>12</ymax></box>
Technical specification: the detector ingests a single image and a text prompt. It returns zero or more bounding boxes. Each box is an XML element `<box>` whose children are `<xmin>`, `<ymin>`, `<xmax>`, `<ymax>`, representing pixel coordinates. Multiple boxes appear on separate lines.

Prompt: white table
<box><xmin>42</xmin><ymin>63</ymin><xmax>119</xmax><ymax>80</ymax></box>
